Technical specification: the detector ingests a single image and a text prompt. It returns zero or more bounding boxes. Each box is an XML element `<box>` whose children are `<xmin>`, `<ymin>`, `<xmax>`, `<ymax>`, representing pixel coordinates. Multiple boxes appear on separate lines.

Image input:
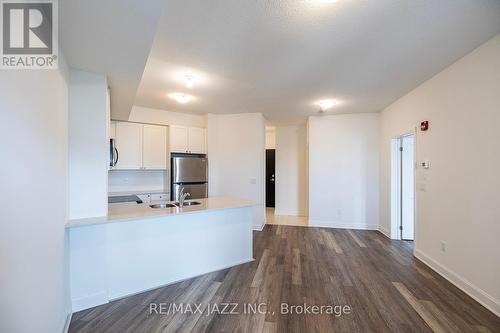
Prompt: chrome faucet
<box><xmin>178</xmin><ymin>187</ymin><xmax>191</xmax><ymax>208</ymax></box>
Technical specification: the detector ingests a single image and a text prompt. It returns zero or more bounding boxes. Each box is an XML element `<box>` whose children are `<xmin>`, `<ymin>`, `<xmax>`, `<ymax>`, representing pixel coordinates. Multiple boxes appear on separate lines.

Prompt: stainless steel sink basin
<box><xmin>174</xmin><ymin>201</ymin><xmax>201</xmax><ymax>207</ymax></box>
<box><xmin>149</xmin><ymin>203</ymin><xmax>177</xmax><ymax>209</ymax></box>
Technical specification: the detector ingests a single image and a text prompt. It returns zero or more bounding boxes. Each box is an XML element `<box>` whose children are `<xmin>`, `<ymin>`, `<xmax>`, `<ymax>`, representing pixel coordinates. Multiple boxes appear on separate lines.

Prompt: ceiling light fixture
<box><xmin>306</xmin><ymin>0</ymin><xmax>338</xmax><ymax>3</ymax></box>
<box><xmin>168</xmin><ymin>93</ymin><xmax>195</xmax><ymax>104</ymax></box>
<box><xmin>183</xmin><ymin>74</ymin><xmax>196</xmax><ymax>88</ymax></box>
<box><xmin>316</xmin><ymin>99</ymin><xmax>338</xmax><ymax>112</ymax></box>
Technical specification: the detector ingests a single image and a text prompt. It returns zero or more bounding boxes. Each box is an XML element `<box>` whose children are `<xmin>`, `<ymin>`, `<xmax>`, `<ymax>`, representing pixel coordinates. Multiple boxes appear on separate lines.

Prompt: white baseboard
<box><xmin>72</xmin><ymin>291</ymin><xmax>109</xmax><ymax>313</ymax></box>
<box><xmin>414</xmin><ymin>249</ymin><xmax>500</xmax><ymax>317</ymax></box>
<box><xmin>274</xmin><ymin>210</ymin><xmax>305</xmax><ymax>217</ymax></box>
<box><xmin>378</xmin><ymin>225</ymin><xmax>390</xmax><ymax>238</ymax></box>
<box><xmin>308</xmin><ymin>219</ymin><xmax>378</xmax><ymax>230</ymax></box>
<box><xmin>253</xmin><ymin>222</ymin><xmax>265</xmax><ymax>231</ymax></box>
<box><xmin>62</xmin><ymin>312</ymin><xmax>72</xmax><ymax>333</ymax></box>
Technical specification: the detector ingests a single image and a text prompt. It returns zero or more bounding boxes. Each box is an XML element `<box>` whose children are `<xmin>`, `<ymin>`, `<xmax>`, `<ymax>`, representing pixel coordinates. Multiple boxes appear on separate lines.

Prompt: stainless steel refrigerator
<box><xmin>171</xmin><ymin>154</ymin><xmax>208</xmax><ymax>201</ymax></box>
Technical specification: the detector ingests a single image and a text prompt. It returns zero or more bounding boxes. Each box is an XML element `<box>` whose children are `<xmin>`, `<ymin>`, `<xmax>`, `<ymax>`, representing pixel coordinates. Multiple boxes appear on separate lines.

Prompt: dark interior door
<box><xmin>266</xmin><ymin>149</ymin><xmax>275</xmax><ymax>207</ymax></box>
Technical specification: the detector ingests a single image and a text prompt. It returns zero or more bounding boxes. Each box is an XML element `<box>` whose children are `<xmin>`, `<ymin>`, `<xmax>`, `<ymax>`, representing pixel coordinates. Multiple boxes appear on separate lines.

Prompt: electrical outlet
<box><xmin>441</xmin><ymin>241</ymin><xmax>446</xmax><ymax>252</ymax></box>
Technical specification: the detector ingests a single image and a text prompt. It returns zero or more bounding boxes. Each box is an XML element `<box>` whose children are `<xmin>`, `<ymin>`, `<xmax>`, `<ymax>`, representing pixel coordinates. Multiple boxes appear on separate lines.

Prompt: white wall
<box><xmin>69</xmin><ymin>70</ymin><xmax>109</xmax><ymax>219</ymax></box>
<box><xmin>207</xmin><ymin>113</ymin><xmax>266</xmax><ymax>229</ymax></box>
<box><xmin>129</xmin><ymin>105</ymin><xmax>206</xmax><ymax>127</ymax></box>
<box><xmin>275</xmin><ymin>125</ymin><xmax>307</xmax><ymax>216</ymax></box>
<box><xmin>265</xmin><ymin>126</ymin><xmax>276</xmax><ymax>149</ymax></box>
<box><xmin>308</xmin><ymin>114</ymin><xmax>380</xmax><ymax>229</ymax></box>
<box><xmin>0</xmin><ymin>57</ymin><xmax>71</xmax><ymax>332</ymax></box>
<box><xmin>379</xmin><ymin>34</ymin><xmax>500</xmax><ymax>315</ymax></box>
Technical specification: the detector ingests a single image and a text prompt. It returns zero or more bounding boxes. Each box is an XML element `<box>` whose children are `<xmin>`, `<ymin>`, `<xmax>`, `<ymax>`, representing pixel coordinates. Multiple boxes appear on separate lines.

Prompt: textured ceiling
<box><xmin>134</xmin><ymin>0</ymin><xmax>500</xmax><ymax>124</ymax></box>
<box><xmin>60</xmin><ymin>0</ymin><xmax>165</xmax><ymax>120</ymax></box>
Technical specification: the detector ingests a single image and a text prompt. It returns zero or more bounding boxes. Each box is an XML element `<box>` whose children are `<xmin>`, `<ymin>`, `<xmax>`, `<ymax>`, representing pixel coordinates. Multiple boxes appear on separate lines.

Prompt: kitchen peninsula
<box><xmin>67</xmin><ymin>197</ymin><xmax>255</xmax><ymax>312</ymax></box>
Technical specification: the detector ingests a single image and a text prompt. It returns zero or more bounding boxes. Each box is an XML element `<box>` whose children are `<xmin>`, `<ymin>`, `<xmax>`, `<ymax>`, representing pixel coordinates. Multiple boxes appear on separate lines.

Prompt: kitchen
<box><xmin>67</xmin><ymin>92</ymin><xmax>260</xmax><ymax>311</ymax></box>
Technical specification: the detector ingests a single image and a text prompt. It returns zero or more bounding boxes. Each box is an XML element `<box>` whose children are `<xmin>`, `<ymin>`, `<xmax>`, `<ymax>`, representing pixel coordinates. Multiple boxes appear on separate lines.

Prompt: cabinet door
<box><xmin>115</xmin><ymin>122</ymin><xmax>143</xmax><ymax>169</ymax></box>
<box><xmin>169</xmin><ymin>126</ymin><xmax>189</xmax><ymax>153</ymax></box>
<box><xmin>109</xmin><ymin>121</ymin><xmax>116</xmax><ymax>139</ymax></box>
<box><xmin>143</xmin><ymin>124</ymin><xmax>167</xmax><ymax>169</ymax></box>
<box><xmin>188</xmin><ymin>127</ymin><xmax>206</xmax><ymax>154</ymax></box>
<box><xmin>150</xmin><ymin>193</ymin><xmax>168</xmax><ymax>201</ymax></box>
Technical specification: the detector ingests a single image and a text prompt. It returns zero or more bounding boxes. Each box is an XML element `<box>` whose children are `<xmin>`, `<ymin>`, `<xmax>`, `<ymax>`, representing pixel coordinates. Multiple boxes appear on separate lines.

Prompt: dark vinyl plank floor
<box><xmin>69</xmin><ymin>225</ymin><xmax>500</xmax><ymax>333</ymax></box>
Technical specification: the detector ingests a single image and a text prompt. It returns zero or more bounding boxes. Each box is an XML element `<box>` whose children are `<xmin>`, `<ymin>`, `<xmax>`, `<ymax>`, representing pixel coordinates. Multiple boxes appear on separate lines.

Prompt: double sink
<box><xmin>150</xmin><ymin>201</ymin><xmax>201</xmax><ymax>209</ymax></box>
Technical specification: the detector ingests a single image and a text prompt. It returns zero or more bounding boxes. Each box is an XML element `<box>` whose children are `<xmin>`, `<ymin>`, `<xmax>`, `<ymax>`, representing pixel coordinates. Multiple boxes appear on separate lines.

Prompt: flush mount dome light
<box><xmin>183</xmin><ymin>74</ymin><xmax>196</xmax><ymax>88</ymax></box>
<box><xmin>316</xmin><ymin>99</ymin><xmax>338</xmax><ymax>111</ymax></box>
<box><xmin>306</xmin><ymin>0</ymin><xmax>339</xmax><ymax>3</ymax></box>
<box><xmin>168</xmin><ymin>93</ymin><xmax>195</xmax><ymax>104</ymax></box>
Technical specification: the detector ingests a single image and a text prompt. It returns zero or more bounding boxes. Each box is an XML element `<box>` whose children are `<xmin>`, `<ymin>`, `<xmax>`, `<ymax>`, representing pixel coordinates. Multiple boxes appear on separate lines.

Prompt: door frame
<box><xmin>390</xmin><ymin>130</ymin><xmax>417</xmax><ymax>241</ymax></box>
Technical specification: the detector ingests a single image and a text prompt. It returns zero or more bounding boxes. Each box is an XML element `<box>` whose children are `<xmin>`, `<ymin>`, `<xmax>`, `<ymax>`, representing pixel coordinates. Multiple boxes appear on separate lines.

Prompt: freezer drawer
<box><xmin>172</xmin><ymin>157</ymin><xmax>208</xmax><ymax>183</ymax></box>
<box><xmin>172</xmin><ymin>183</ymin><xmax>208</xmax><ymax>201</ymax></box>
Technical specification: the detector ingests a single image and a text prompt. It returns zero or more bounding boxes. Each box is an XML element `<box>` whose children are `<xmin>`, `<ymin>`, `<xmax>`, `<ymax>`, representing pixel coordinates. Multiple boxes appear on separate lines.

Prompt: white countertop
<box><xmin>67</xmin><ymin>197</ymin><xmax>256</xmax><ymax>228</ymax></box>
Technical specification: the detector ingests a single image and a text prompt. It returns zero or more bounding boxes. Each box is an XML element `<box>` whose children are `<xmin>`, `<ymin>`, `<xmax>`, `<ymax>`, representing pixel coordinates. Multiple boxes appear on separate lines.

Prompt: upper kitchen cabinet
<box><xmin>113</xmin><ymin>122</ymin><xmax>167</xmax><ymax>170</ymax></box>
<box><xmin>169</xmin><ymin>125</ymin><xmax>206</xmax><ymax>154</ymax></box>
<box><xmin>109</xmin><ymin>120</ymin><xmax>116</xmax><ymax>139</ymax></box>
<box><xmin>142</xmin><ymin>125</ymin><xmax>167</xmax><ymax>169</ymax></box>
<box><xmin>169</xmin><ymin>126</ymin><xmax>189</xmax><ymax>153</ymax></box>
<box><xmin>115</xmin><ymin>122</ymin><xmax>143</xmax><ymax>169</ymax></box>
<box><xmin>187</xmin><ymin>127</ymin><xmax>206</xmax><ymax>154</ymax></box>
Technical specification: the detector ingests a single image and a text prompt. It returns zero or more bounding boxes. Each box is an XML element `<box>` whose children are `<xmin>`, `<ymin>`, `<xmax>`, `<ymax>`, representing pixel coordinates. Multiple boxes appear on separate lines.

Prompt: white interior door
<box><xmin>143</xmin><ymin>124</ymin><xmax>167</xmax><ymax>169</ymax></box>
<box><xmin>401</xmin><ymin>135</ymin><xmax>415</xmax><ymax>240</ymax></box>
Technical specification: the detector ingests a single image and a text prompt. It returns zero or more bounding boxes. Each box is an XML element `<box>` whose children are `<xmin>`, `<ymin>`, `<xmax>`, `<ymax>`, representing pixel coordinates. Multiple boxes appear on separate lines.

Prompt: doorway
<box><xmin>391</xmin><ymin>134</ymin><xmax>415</xmax><ymax>240</ymax></box>
<box><xmin>265</xmin><ymin>149</ymin><xmax>275</xmax><ymax>207</ymax></box>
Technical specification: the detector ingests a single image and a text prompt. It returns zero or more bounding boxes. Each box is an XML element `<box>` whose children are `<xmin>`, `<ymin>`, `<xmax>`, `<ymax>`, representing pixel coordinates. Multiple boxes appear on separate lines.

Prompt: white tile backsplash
<box><xmin>108</xmin><ymin>170</ymin><xmax>169</xmax><ymax>193</ymax></box>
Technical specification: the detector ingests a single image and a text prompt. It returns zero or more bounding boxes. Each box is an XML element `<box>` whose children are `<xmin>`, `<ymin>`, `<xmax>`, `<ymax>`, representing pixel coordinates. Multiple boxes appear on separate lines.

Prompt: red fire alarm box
<box><xmin>420</xmin><ymin>120</ymin><xmax>429</xmax><ymax>131</ymax></box>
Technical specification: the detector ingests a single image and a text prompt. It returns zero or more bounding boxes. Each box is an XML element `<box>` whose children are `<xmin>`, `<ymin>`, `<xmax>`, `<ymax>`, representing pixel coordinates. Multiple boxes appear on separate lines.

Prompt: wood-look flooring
<box><xmin>69</xmin><ymin>226</ymin><xmax>500</xmax><ymax>333</ymax></box>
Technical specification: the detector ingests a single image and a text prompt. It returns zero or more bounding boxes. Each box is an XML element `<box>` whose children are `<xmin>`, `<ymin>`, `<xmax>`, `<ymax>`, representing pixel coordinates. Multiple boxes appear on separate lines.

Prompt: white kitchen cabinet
<box><xmin>136</xmin><ymin>192</ymin><xmax>170</xmax><ymax>203</ymax></box>
<box><xmin>169</xmin><ymin>126</ymin><xmax>189</xmax><ymax>153</ymax></box>
<box><xmin>109</xmin><ymin>120</ymin><xmax>116</xmax><ymax>139</ymax></box>
<box><xmin>169</xmin><ymin>125</ymin><xmax>206</xmax><ymax>154</ymax></box>
<box><xmin>115</xmin><ymin>122</ymin><xmax>143</xmax><ymax>169</ymax></box>
<box><xmin>143</xmin><ymin>125</ymin><xmax>167</xmax><ymax>169</ymax></box>
<box><xmin>150</xmin><ymin>193</ymin><xmax>169</xmax><ymax>201</ymax></box>
<box><xmin>188</xmin><ymin>127</ymin><xmax>206</xmax><ymax>154</ymax></box>
<box><xmin>114</xmin><ymin>122</ymin><xmax>167</xmax><ymax>170</ymax></box>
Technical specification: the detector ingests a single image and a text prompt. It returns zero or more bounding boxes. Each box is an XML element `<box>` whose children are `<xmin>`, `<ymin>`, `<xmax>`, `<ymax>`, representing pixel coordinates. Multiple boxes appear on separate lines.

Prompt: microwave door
<box><xmin>109</xmin><ymin>139</ymin><xmax>115</xmax><ymax>167</ymax></box>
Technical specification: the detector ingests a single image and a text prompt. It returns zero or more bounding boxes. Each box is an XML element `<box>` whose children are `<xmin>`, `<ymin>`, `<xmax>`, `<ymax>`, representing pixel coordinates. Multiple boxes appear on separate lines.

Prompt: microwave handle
<box><xmin>113</xmin><ymin>147</ymin><xmax>119</xmax><ymax>166</ymax></box>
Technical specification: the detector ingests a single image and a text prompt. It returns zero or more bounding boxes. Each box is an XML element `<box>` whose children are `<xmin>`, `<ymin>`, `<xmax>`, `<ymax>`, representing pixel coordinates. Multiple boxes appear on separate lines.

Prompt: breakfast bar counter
<box><xmin>68</xmin><ymin>197</ymin><xmax>256</xmax><ymax>312</ymax></box>
<box><xmin>67</xmin><ymin>197</ymin><xmax>256</xmax><ymax>227</ymax></box>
